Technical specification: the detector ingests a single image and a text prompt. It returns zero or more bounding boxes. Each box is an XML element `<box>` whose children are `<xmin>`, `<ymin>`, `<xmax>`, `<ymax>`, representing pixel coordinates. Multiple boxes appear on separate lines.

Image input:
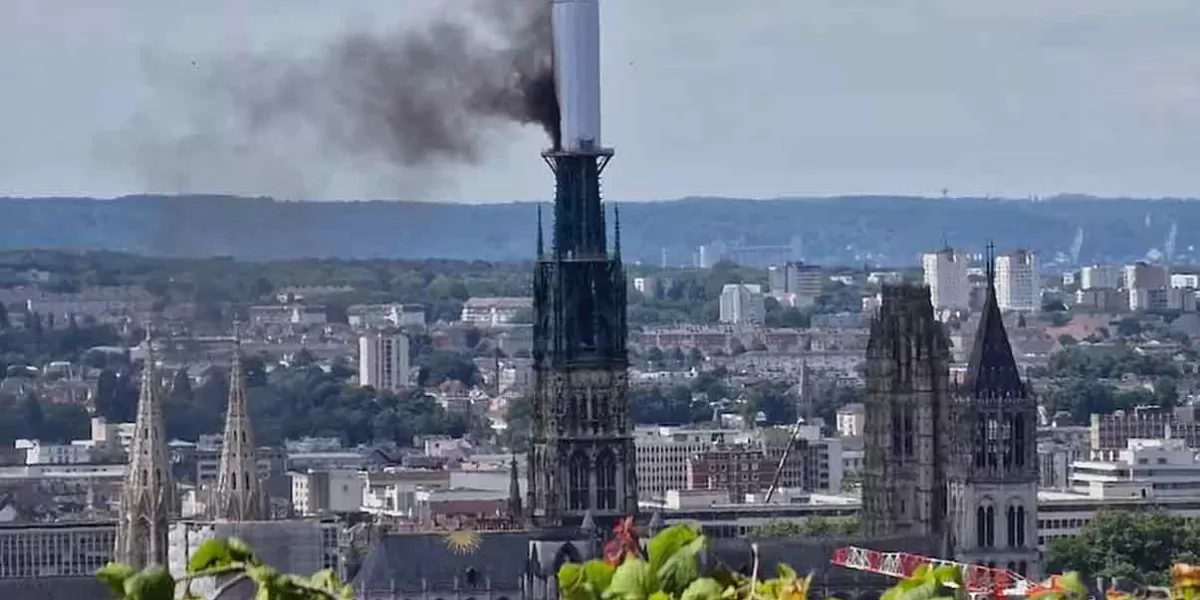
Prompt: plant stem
<box><xmin>209</xmin><ymin>572</ymin><xmax>251</xmax><ymax>599</ymax></box>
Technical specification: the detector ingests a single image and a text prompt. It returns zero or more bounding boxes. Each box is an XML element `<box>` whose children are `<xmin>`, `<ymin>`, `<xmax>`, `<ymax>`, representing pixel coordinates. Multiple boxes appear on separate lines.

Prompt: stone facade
<box><xmin>948</xmin><ymin>257</ymin><xmax>1040</xmax><ymax>577</ymax></box>
<box><xmin>861</xmin><ymin>284</ymin><xmax>952</xmax><ymax>548</ymax></box>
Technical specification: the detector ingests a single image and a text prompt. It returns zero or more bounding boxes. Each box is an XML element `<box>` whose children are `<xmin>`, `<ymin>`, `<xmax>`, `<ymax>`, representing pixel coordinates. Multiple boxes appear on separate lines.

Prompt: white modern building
<box><xmin>719</xmin><ymin>284</ymin><xmax>765</xmax><ymax>326</ymax></box>
<box><xmin>358</xmin><ymin>331</ymin><xmax>411</xmax><ymax>392</ymax></box>
<box><xmin>922</xmin><ymin>247</ymin><xmax>970</xmax><ymax>311</ymax></box>
<box><xmin>459</xmin><ymin>297</ymin><xmax>532</xmax><ymax>326</ymax></box>
<box><xmin>15</xmin><ymin>440</ymin><xmax>91</xmax><ymax>465</ymax></box>
<box><xmin>1172</xmin><ymin>273</ymin><xmax>1200</xmax><ymax>289</ymax></box>
<box><xmin>291</xmin><ymin>469</ymin><xmax>365</xmax><ymax>516</ymax></box>
<box><xmin>996</xmin><ymin>250</ymin><xmax>1040</xmax><ymax>312</ymax></box>
<box><xmin>1069</xmin><ymin>438</ymin><xmax>1200</xmax><ymax>498</ymax></box>
<box><xmin>1080</xmin><ymin>265</ymin><xmax>1122</xmax><ymax>290</ymax></box>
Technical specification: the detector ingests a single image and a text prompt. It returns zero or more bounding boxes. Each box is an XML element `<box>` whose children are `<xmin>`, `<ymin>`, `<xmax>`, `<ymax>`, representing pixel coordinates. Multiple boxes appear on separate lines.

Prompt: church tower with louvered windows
<box><xmin>947</xmin><ymin>244</ymin><xmax>1040</xmax><ymax>578</ymax></box>
<box><xmin>115</xmin><ymin>331</ymin><xmax>174</xmax><ymax>569</ymax></box>
<box><xmin>210</xmin><ymin>323</ymin><xmax>267</xmax><ymax>521</ymax></box>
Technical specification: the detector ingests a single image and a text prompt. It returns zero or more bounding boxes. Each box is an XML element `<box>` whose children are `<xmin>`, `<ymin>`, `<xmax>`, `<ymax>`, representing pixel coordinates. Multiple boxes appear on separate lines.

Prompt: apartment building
<box><xmin>358</xmin><ymin>331</ymin><xmax>411</xmax><ymax>392</ymax></box>
<box><xmin>1080</xmin><ymin>265</ymin><xmax>1122</xmax><ymax>290</ymax></box>
<box><xmin>459</xmin><ymin>297</ymin><xmax>532</xmax><ymax>326</ymax></box>
<box><xmin>922</xmin><ymin>247</ymin><xmax>970</xmax><ymax>310</ymax></box>
<box><xmin>719</xmin><ymin>284</ymin><xmax>765</xmax><ymax>326</ymax></box>
<box><xmin>996</xmin><ymin>249</ymin><xmax>1040</xmax><ymax>312</ymax></box>
<box><xmin>635</xmin><ymin>427</ymin><xmax>741</xmax><ymax>501</ymax></box>
<box><xmin>767</xmin><ymin>262</ymin><xmax>823</xmax><ymax>309</ymax></box>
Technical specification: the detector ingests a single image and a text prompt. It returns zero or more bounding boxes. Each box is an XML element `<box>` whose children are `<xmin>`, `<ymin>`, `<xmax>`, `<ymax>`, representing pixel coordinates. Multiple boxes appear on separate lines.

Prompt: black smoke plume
<box><xmin>101</xmin><ymin>0</ymin><xmax>560</xmax><ymax>199</ymax></box>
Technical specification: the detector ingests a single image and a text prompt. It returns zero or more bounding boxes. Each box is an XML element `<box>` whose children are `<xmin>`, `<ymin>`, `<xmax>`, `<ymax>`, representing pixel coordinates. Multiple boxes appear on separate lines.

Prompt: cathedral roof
<box><xmin>353</xmin><ymin>531</ymin><xmax>531</xmax><ymax>592</ymax></box>
<box><xmin>962</xmin><ymin>254</ymin><xmax>1026</xmax><ymax>399</ymax></box>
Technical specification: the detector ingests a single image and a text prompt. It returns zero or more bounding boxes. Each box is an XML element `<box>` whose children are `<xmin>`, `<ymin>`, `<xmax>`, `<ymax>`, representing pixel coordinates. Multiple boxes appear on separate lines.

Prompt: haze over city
<box><xmin>5</xmin><ymin>0</ymin><xmax>1200</xmax><ymax>202</ymax></box>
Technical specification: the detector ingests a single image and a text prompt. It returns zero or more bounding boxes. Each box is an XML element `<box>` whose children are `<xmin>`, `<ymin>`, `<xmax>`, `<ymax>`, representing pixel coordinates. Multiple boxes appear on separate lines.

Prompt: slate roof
<box><xmin>353</xmin><ymin>531</ymin><xmax>531</xmax><ymax>592</ymax></box>
<box><xmin>962</xmin><ymin>264</ymin><xmax>1026</xmax><ymax>399</ymax></box>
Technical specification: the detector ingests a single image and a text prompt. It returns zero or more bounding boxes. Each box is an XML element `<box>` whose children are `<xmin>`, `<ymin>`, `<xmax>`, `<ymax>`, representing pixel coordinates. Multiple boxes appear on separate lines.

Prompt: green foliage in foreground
<box><xmin>558</xmin><ymin>524</ymin><xmax>1090</xmax><ymax>600</ymax></box>
<box><xmin>97</xmin><ymin>537</ymin><xmax>352</xmax><ymax>600</ymax></box>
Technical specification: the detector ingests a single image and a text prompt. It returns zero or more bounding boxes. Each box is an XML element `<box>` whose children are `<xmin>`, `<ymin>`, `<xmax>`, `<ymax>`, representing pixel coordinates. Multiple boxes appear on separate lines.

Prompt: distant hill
<box><xmin>0</xmin><ymin>194</ymin><xmax>1195</xmax><ymax>266</ymax></box>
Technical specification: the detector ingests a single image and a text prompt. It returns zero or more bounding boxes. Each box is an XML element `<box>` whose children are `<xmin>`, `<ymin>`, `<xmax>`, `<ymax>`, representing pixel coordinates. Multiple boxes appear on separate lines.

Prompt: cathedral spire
<box><xmin>115</xmin><ymin>325</ymin><xmax>173</xmax><ymax>569</ymax></box>
<box><xmin>536</xmin><ymin>204</ymin><xmax>545</xmax><ymax>257</ymax></box>
<box><xmin>211</xmin><ymin>319</ymin><xmax>266</xmax><ymax>521</ymax></box>
<box><xmin>962</xmin><ymin>241</ymin><xmax>1024</xmax><ymax>399</ymax></box>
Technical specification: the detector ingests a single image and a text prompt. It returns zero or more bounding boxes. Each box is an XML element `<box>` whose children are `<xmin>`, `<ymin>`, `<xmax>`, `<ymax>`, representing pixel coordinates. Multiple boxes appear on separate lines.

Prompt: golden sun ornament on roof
<box><xmin>444</xmin><ymin>529</ymin><xmax>482</xmax><ymax>555</ymax></box>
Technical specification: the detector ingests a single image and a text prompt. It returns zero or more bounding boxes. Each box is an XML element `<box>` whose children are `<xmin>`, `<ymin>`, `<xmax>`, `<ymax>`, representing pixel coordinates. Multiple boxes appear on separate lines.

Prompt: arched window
<box><xmin>1006</xmin><ymin>506</ymin><xmax>1016</xmax><ymax>547</ymax></box>
<box><xmin>1016</xmin><ymin>506</ymin><xmax>1026</xmax><ymax>547</ymax></box>
<box><xmin>596</xmin><ymin>450</ymin><xmax>618</xmax><ymax>510</ymax></box>
<box><xmin>985</xmin><ymin>505</ymin><xmax>995</xmax><ymax>547</ymax></box>
<box><xmin>976</xmin><ymin>506</ymin><xmax>986</xmax><ymax>548</ymax></box>
<box><xmin>568</xmin><ymin>451</ymin><xmax>589</xmax><ymax>510</ymax></box>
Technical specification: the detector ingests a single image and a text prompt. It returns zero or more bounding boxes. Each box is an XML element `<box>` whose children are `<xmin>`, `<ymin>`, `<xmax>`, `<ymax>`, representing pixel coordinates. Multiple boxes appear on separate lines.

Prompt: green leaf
<box><xmin>583</xmin><ymin>559</ymin><xmax>617</xmax><ymax>592</ymax></box>
<box><xmin>657</xmin><ymin>534</ymin><xmax>705</xmax><ymax>594</ymax></box>
<box><xmin>559</xmin><ymin>563</ymin><xmax>588</xmax><ymax>600</ymax></box>
<box><xmin>649</xmin><ymin>592</ymin><xmax>671</xmax><ymax>600</ymax></box>
<box><xmin>606</xmin><ymin>559</ymin><xmax>657</xmax><ymax>600</ymax></box>
<box><xmin>229</xmin><ymin>538</ymin><xmax>260</xmax><ymax>565</ymax></box>
<box><xmin>124</xmin><ymin>567</ymin><xmax>176</xmax><ymax>600</ymax></box>
<box><xmin>647</xmin><ymin>524</ymin><xmax>701</xmax><ymax>574</ymax></box>
<box><xmin>776</xmin><ymin>564</ymin><xmax>798</xmax><ymax>581</ymax></box>
<box><xmin>188</xmin><ymin>538</ymin><xmax>235</xmax><ymax>574</ymax></box>
<box><xmin>681</xmin><ymin>578</ymin><xmax>725</xmax><ymax>600</ymax></box>
<box><xmin>97</xmin><ymin>562</ymin><xmax>136</xmax><ymax>597</ymax></box>
<box><xmin>309</xmin><ymin>569</ymin><xmax>344</xmax><ymax>593</ymax></box>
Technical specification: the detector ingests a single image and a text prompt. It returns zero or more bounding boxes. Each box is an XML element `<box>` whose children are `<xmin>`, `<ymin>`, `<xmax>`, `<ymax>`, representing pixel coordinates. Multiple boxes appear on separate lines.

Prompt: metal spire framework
<box><xmin>210</xmin><ymin>322</ymin><xmax>266</xmax><ymax>521</ymax></box>
<box><xmin>115</xmin><ymin>328</ymin><xmax>174</xmax><ymax>569</ymax></box>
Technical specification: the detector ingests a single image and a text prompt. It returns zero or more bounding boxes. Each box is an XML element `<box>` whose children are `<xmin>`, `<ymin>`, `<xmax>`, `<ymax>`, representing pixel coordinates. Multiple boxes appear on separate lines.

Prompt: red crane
<box><xmin>830</xmin><ymin>546</ymin><xmax>1037</xmax><ymax>599</ymax></box>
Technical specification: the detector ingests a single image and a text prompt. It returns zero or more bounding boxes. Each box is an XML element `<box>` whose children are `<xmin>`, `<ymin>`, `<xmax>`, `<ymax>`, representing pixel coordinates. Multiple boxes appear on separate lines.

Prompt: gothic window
<box><xmin>244</xmin><ymin>472</ymin><xmax>251</xmax><ymax>492</ymax></box>
<box><xmin>986</xmin><ymin>415</ymin><xmax>999</xmax><ymax>468</ymax></box>
<box><xmin>986</xmin><ymin>506</ymin><xmax>995</xmax><ymax>547</ymax></box>
<box><xmin>976</xmin><ymin>506</ymin><xmax>986</xmax><ymax>548</ymax></box>
<box><xmin>903</xmin><ymin>408</ymin><xmax>915</xmax><ymax>457</ymax></box>
<box><xmin>1013</xmin><ymin>414</ymin><xmax>1026</xmax><ymax>468</ymax></box>
<box><xmin>596</xmin><ymin>450</ymin><xmax>618</xmax><ymax>510</ymax></box>
<box><xmin>568</xmin><ymin>451</ymin><xmax>590</xmax><ymax>510</ymax></box>
<box><xmin>1016</xmin><ymin>506</ymin><xmax>1026</xmax><ymax>546</ymax></box>
<box><xmin>974</xmin><ymin>417</ymin><xmax>987</xmax><ymax>468</ymax></box>
<box><xmin>1006</xmin><ymin>506</ymin><xmax>1016</xmax><ymax>547</ymax></box>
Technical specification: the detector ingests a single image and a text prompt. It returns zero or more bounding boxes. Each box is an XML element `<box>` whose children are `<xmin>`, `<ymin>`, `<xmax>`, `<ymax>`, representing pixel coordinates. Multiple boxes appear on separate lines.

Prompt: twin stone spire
<box><xmin>116</xmin><ymin>322</ymin><xmax>264</xmax><ymax>569</ymax></box>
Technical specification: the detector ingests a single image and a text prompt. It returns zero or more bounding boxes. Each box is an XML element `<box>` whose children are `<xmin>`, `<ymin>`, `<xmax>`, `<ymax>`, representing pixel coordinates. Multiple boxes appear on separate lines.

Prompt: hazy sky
<box><xmin>3</xmin><ymin>0</ymin><xmax>1200</xmax><ymax>202</ymax></box>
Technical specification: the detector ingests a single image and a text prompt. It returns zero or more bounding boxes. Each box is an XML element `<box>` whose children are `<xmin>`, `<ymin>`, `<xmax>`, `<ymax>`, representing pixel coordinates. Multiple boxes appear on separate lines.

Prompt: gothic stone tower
<box><xmin>526</xmin><ymin>0</ymin><xmax>635</xmax><ymax>529</ymax></box>
<box><xmin>862</xmin><ymin>284</ymin><xmax>952</xmax><ymax>545</ymax></box>
<box><xmin>116</xmin><ymin>334</ymin><xmax>174</xmax><ymax>569</ymax></box>
<box><xmin>948</xmin><ymin>249</ymin><xmax>1039</xmax><ymax>578</ymax></box>
<box><xmin>210</xmin><ymin>326</ymin><xmax>267</xmax><ymax>521</ymax></box>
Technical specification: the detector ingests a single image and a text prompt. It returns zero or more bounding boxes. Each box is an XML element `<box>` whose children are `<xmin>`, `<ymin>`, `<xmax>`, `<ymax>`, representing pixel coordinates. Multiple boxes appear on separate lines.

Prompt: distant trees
<box><xmin>1046</xmin><ymin>510</ymin><xmax>1200</xmax><ymax>586</ymax></box>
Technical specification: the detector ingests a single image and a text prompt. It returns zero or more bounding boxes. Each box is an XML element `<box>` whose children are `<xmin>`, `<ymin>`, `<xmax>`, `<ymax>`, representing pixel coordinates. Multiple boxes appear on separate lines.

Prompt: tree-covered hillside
<box><xmin>0</xmin><ymin>194</ymin><xmax>1196</xmax><ymax>264</ymax></box>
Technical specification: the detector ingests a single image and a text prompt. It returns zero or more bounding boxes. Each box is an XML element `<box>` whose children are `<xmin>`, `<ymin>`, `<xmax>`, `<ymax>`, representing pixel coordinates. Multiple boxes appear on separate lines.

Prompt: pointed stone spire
<box><xmin>579</xmin><ymin>510</ymin><xmax>596</xmax><ymax>535</ymax></box>
<box><xmin>115</xmin><ymin>325</ymin><xmax>173</xmax><ymax>569</ymax></box>
<box><xmin>963</xmin><ymin>241</ymin><xmax>1025</xmax><ymax>399</ymax></box>
<box><xmin>536</xmin><ymin>204</ymin><xmax>545</xmax><ymax>257</ymax></box>
<box><xmin>211</xmin><ymin>320</ymin><xmax>266</xmax><ymax>521</ymax></box>
<box><xmin>508</xmin><ymin>454</ymin><xmax>523</xmax><ymax>521</ymax></box>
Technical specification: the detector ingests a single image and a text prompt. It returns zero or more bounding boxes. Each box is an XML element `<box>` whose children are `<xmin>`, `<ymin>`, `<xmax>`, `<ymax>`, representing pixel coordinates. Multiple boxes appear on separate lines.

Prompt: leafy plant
<box><xmin>96</xmin><ymin>537</ymin><xmax>353</xmax><ymax>600</ymax></box>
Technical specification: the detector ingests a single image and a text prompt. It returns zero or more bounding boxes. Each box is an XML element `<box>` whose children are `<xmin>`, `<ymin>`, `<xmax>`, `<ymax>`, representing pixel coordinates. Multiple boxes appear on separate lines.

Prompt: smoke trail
<box><xmin>99</xmin><ymin>0</ymin><xmax>559</xmax><ymax>200</ymax></box>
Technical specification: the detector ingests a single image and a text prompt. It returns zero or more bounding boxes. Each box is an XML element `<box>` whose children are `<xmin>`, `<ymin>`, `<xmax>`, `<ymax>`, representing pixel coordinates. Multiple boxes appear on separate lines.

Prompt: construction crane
<box><xmin>830</xmin><ymin>546</ymin><xmax>1057</xmax><ymax>599</ymax></box>
<box><xmin>763</xmin><ymin>415</ymin><xmax>808</xmax><ymax>503</ymax></box>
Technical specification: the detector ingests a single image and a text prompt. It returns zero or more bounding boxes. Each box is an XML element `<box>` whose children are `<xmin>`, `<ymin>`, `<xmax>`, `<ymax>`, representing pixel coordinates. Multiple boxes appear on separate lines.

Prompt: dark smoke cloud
<box><xmin>99</xmin><ymin>0</ymin><xmax>559</xmax><ymax>198</ymax></box>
